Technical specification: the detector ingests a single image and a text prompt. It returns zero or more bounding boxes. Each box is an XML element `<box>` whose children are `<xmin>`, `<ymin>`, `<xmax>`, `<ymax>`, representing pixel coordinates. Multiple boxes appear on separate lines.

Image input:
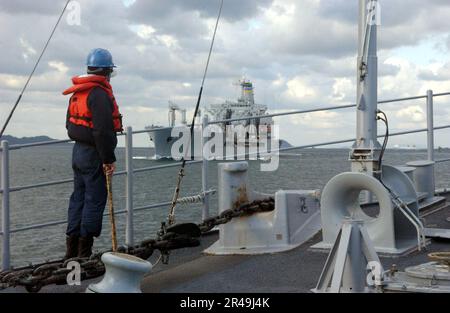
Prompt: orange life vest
<box><xmin>62</xmin><ymin>75</ymin><xmax>123</xmax><ymax>132</ymax></box>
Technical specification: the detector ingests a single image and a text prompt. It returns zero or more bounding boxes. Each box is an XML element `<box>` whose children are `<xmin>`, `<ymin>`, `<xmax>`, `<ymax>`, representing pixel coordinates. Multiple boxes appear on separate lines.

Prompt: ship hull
<box><xmin>147</xmin><ymin>126</ymin><xmax>202</xmax><ymax>160</ymax></box>
<box><xmin>147</xmin><ymin>126</ymin><xmax>290</xmax><ymax>160</ymax></box>
<box><xmin>147</xmin><ymin>127</ymin><xmax>176</xmax><ymax>160</ymax></box>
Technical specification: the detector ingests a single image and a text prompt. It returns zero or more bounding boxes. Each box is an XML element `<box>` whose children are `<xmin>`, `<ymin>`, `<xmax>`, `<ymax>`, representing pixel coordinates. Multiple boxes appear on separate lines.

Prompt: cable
<box><xmin>377</xmin><ymin>109</ymin><xmax>389</xmax><ymax>168</ymax></box>
<box><xmin>186</xmin><ymin>0</ymin><xmax>223</xmax><ymax>150</ymax></box>
<box><xmin>376</xmin><ymin>110</ymin><xmax>391</xmax><ymax>190</ymax></box>
<box><xmin>0</xmin><ymin>0</ymin><xmax>71</xmax><ymax>139</ymax></box>
<box><xmin>166</xmin><ymin>0</ymin><xmax>223</xmax><ymax>226</ymax></box>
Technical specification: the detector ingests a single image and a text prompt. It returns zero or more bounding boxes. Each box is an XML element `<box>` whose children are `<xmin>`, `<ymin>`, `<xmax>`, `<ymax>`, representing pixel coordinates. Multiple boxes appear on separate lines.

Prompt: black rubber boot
<box><xmin>78</xmin><ymin>236</ymin><xmax>94</xmax><ymax>258</ymax></box>
<box><xmin>64</xmin><ymin>235</ymin><xmax>79</xmax><ymax>260</ymax></box>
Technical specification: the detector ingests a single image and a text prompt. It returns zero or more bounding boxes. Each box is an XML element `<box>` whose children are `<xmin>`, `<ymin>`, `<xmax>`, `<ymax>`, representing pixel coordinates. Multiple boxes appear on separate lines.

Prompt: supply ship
<box><xmin>145</xmin><ymin>80</ymin><xmax>290</xmax><ymax>159</ymax></box>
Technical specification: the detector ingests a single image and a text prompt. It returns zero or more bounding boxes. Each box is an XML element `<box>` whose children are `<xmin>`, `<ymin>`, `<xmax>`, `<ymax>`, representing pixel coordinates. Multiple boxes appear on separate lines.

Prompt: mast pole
<box><xmin>351</xmin><ymin>0</ymin><xmax>381</xmax><ymax>175</ymax></box>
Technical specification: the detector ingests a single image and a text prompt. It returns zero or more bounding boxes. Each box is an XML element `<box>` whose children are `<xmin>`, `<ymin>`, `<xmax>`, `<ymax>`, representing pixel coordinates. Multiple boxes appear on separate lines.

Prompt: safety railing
<box><xmin>1</xmin><ymin>90</ymin><xmax>450</xmax><ymax>270</ymax></box>
<box><xmin>0</xmin><ymin>127</ymin><xmax>206</xmax><ymax>270</ymax></box>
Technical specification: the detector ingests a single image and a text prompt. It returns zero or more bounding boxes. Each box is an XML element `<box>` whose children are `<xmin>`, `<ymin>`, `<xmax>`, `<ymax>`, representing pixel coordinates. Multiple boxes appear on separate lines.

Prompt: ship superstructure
<box><xmin>206</xmin><ymin>80</ymin><xmax>273</xmax><ymax>147</ymax></box>
<box><xmin>206</xmin><ymin>80</ymin><xmax>272</xmax><ymax>128</ymax></box>
<box><xmin>146</xmin><ymin>80</ymin><xmax>276</xmax><ymax>159</ymax></box>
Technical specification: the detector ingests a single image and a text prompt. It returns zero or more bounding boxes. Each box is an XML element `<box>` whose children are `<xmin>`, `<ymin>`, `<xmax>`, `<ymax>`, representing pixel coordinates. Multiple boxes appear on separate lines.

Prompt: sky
<box><xmin>1</xmin><ymin>0</ymin><xmax>450</xmax><ymax>148</ymax></box>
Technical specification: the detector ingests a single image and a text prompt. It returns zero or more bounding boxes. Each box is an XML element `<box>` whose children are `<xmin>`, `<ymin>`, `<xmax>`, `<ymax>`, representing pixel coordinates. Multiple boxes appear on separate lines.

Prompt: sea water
<box><xmin>0</xmin><ymin>145</ymin><xmax>449</xmax><ymax>267</ymax></box>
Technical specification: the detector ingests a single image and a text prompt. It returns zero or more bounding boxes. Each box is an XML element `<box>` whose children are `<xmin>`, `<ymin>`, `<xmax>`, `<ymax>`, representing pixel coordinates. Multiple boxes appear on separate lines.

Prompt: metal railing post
<box><xmin>125</xmin><ymin>127</ymin><xmax>134</xmax><ymax>247</ymax></box>
<box><xmin>1</xmin><ymin>140</ymin><xmax>11</xmax><ymax>270</ymax></box>
<box><xmin>201</xmin><ymin>115</ymin><xmax>210</xmax><ymax>221</ymax></box>
<box><xmin>426</xmin><ymin>90</ymin><xmax>435</xmax><ymax>161</ymax></box>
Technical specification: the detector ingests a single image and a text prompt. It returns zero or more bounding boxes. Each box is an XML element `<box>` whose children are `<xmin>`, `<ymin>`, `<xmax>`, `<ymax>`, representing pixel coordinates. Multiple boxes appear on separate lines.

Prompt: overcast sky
<box><xmin>1</xmin><ymin>0</ymin><xmax>450</xmax><ymax>148</ymax></box>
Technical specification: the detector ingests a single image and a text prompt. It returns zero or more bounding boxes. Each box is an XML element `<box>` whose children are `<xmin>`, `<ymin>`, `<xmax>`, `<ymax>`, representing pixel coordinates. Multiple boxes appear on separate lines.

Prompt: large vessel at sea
<box><xmin>145</xmin><ymin>80</ymin><xmax>288</xmax><ymax>159</ymax></box>
<box><xmin>2</xmin><ymin>0</ymin><xmax>450</xmax><ymax>298</ymax></box>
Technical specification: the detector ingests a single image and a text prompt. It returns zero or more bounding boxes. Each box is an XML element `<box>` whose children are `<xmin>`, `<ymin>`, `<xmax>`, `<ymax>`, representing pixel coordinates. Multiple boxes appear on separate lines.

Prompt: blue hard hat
<box><xmin>86</xmin><ymin>48</ymin><xmax>116</xmax><ymax>68</ymax></box>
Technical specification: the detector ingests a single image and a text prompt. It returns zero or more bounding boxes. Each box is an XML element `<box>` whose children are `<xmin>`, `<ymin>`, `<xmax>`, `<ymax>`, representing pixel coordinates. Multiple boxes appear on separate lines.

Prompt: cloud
<box><xmin>396</xmin><ymin>105</ymin><xmax>426</xmax><ymax>122</ymax></box>
<box><xmin>127</xmin><ymin>0</ymin><xmax>274</xmax><ymax>23</ymax></box>
<box><xmin>284</xmin><ymin>77</ymin><xmax>317</xmax><ymax>101</ymax></box>
<box><xmin>332</xmin><ymin>78</ymin><xmax>354</xmax><ymax>101</ymax></box>
<box><xmin>418</xmin><ymin>62</ymin><xmax>450</xmax><ymax>81</ymax></box>
<box><xmin>0</xmin><ymin>0</ymin><xmax>62</xmax><ymax>15</ymax></box>
<box><xmin>1</xmin><ymin>0</ymin><xmax>450</xmax><ymax>149</ymax></box>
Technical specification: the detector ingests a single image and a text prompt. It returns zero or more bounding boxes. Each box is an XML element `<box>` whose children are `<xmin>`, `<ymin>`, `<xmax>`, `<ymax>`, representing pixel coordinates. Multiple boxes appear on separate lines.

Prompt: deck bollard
<box><xmin>406</xmin><ymin>160</ymin><xmax>436</xmax><ymax>199</ymax></box>
<box><xmin>86</xmin><ymin>252</ymin><xmax>152</xmax><ymax>293</ymax></box>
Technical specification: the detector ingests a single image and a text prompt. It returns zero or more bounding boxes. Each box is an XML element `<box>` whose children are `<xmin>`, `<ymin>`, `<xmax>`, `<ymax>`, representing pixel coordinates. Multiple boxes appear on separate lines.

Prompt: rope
<box><xmin>0</xmin><ymin>0</ymin><xmax>71</xmax><ymax>138</ymax></box>
<box><xmin>428</xmin><ymin>252</ymin><xmax>450</xmax><ymax>267</ymax></box>
<box><xmin>106</xmin><ymin>174</ymin><xmax>118</xmax><ymax>252</ymax></box>
<box><xmin>152</xmin><ymin>252</ymin><xmax>163</xmax><ymax>269</ymax></box>
<box><xmin>176</xmin><ymin>190</ymin><xmax>216</xmax><ymax>205</ymax></box>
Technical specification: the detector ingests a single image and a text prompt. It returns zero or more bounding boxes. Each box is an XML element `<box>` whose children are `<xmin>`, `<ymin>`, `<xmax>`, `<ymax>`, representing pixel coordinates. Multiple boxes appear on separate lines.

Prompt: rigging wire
<box><xmin>0</xmin><ymin>0</ymin><xmax>71</xmax><ymax>138</ymax></box>
<box><xmin>166</xmin><ymin>0</ymin><xmax>224</xmax><ymax>226</ymax></box>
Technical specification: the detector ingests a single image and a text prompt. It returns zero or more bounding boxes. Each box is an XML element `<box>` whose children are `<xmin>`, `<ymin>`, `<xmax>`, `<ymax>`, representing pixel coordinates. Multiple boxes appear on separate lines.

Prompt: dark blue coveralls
<box><xmin>66</xmin><ymin>143</ymin><xmax>107</xmax><ymax>237</ymax></box>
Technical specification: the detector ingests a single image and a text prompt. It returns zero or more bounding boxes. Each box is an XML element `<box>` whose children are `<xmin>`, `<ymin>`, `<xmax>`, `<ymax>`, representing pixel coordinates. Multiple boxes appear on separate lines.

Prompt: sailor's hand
<box><xmin>103</xmin><ymin>163</ymin><xmax>116</xmax><ymax>176</ymax></box>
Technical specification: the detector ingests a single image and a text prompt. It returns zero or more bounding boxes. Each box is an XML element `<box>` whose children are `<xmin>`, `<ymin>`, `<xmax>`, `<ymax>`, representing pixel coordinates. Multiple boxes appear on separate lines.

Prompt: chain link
<box><xmin>198</xmin><ymin>198</ymin><xmax>275</xmax><ymax>233</ymax></box>
<box><xmin>0</xmin><ymin>198</ymin><xmax>274</xmax><ymax>292</ymax></box>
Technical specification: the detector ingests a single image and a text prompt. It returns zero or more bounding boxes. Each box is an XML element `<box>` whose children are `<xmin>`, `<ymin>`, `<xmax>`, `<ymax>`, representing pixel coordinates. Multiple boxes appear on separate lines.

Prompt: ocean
<box><xmin>1</xmin><ymin>145</ymin><xmax>449</xmax><ymax>267</ymax></box>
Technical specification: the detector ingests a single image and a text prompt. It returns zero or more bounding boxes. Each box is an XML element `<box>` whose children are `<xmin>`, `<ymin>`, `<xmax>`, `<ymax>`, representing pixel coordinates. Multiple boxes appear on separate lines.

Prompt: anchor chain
<box><xmin>197</xmin><ymin>198</ymin><xmax>275</xmax><ymax>233</ymax></box>
<box><xmin>0</xmin><ymin>197</ymin><xmax>274</xmax><ymax>293</ymax></box>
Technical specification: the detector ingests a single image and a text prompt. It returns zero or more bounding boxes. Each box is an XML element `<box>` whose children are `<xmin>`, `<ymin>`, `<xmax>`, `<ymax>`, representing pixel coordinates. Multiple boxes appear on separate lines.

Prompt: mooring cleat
<box><xmin>86</xmin><ymin>252</ymin><xmax>152</xmax><ymax>293</ymax></box>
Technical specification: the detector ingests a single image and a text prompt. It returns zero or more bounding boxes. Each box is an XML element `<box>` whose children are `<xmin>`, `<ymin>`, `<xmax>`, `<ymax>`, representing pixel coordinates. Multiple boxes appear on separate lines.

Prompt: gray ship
<box><xmin>145</xmin><ymin>80</ymin><xmax>290</xmax><ymax>159</ymax></box>
<box><xmin>145</xmin><ymin>101</ymin><xmax>196</xmax><ymax>160</ymax></box>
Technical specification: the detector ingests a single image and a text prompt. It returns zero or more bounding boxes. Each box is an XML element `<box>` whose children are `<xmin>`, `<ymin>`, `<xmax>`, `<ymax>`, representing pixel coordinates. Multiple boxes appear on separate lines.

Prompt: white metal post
<box><xmin>427</xmin><ymin>90</ymin><xmax>435</xmax><ymax>161</ymax></box>
<box><xmin>125</xmin><ymin>127</ymin><xmax>134</xmax><ymax>247</ymax></box>
<box><xmin>1</xmin><ymin>140</ymin><xmax>11</xmax><ymax>270</ymax></box>
<box><xmin>201</xmin><ymin>115</ymin><xmax>210</xmax><ymax>221</ymax></box>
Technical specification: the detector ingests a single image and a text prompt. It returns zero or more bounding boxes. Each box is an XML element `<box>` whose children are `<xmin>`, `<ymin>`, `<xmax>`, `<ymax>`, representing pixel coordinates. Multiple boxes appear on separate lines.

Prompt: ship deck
<box><xmin>140</xmin><ymin>194</ymin><xmax>450</xmax><ymax>293</ymax></box>
<box><xmin>2</xmin><ymin>192</ymin><xmax>450</xmax><ymax>293</ymax></box>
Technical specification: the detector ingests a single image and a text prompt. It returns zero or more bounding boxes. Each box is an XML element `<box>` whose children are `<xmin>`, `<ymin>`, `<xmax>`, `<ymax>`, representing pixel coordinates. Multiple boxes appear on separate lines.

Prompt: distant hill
<box><xmin>0</xmin><ymin>135</ymin><xmax>58</xmax><ymax>145</ymax></box>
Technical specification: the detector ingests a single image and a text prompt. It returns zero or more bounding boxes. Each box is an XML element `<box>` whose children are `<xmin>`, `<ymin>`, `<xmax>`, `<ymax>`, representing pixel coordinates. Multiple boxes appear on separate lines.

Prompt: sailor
<box><xmin>62</xmin><ymin>48</ymin><xmax>123</xmax><ymax>258</ymax></box>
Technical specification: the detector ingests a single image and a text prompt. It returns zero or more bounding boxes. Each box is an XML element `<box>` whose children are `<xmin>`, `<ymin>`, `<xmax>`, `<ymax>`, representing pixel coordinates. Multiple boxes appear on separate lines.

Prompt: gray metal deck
<box><xmin>2</xmin><ymin>194</ymin><xmax>449</xmax><ymax>294</ymax></box>
<box><xmin>140</xmin><ymin>204</ymin><xmax>450</xmax><ymax>293</ymax></box>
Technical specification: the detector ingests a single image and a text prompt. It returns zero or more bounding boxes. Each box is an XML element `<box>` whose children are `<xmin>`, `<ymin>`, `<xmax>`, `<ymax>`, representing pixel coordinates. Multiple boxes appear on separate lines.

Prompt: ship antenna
<box><xmin>0</xmin><ymin>0</ymin><xmax>71</xmax><ymax>138</ymax></box>
<box><xmin>166</xmin><ymin>0</ymin><xmax>224</xmax><ymax>227</ymax></box>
